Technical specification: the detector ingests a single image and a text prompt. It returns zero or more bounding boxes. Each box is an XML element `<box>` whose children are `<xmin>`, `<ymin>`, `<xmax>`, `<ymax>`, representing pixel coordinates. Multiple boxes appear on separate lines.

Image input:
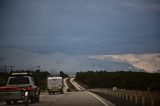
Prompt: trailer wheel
<box><xmin>48</xmin><ymin>91</ymin><xmax>51</xmax><ymax>95</ymax></box>
<box><xmin>61</xmin><ymin>90</ymin><xmax>64</xmax><ymax>94</ymax></box>
<box><xmin>36</xmin><ymin>96</ymin><xmax>39</xmax><ymax>102</ymax></box>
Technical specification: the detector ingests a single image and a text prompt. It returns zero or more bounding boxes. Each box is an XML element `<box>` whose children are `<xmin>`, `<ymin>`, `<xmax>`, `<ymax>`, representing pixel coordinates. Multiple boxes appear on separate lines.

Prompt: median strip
<box><xmin>66</xmin><ymin>78</ymin><xmax>79</xmax><ymax>92</ymax></box>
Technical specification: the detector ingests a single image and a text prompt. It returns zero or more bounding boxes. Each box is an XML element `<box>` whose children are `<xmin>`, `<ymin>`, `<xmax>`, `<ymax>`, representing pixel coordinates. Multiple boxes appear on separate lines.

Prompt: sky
<box><xmin>0</xmin><ymin>0</ymin><xmax>160</xmax><ymax>74</ymax></box>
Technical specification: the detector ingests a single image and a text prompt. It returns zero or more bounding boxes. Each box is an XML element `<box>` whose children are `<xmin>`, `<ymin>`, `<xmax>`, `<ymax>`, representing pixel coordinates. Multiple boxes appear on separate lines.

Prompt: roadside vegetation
<box><xmin>76</xmin><ymin>71</ymin><xmax>160</xmax><ymax>91</ymax></box>
<box><xmin>60</xmin><ymin>71</ymin><xmax>69</xmax><ymax>78</ymax></box>
<box><xmin>32</xmin><ymin>70</ymin><xmax>51</xmax><ymax>91</ymax></box>
<box><xmin>0</xmin><ymin>72</ymin><xmax>9</xmax><ymax>86</ymax></box>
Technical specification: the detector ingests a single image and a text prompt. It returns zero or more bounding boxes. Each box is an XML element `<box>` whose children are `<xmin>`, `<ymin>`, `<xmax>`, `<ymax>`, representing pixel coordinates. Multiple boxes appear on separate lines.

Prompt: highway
<box><xmin>0</xmin><ymin>92</ymin><xmax>114</xmax><ymax>106</ymax></box>
<box><xmin>0</xmin><ymin>77</ymin><xmax>158</xmax><ymax>106</ymax></box>
<box><xmin>36</xmin><ymin>92</ymin><xmax>110</xmax><ymax>106</ymax></box>
<box><xmin>0</xmin><ymin>78</ymin><xmax>115</xmax><ymax>106</ymax></box>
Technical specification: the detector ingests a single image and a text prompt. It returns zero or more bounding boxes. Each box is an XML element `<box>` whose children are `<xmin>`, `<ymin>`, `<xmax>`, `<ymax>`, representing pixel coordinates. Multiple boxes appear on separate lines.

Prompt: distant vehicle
<box><xmin>47</xmin><ymin>76</ymin><xmax>63</xmax><ymax>94</ymax></box>
<box><xmin>0</xmin><ymin>71</ymin><xmax>40</xmax><ymax>106</ymax></box>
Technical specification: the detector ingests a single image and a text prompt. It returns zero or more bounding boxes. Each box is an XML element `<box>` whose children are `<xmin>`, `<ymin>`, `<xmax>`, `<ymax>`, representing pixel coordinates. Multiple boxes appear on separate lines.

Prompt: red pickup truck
<box><xmin>0</xmin><ymin>72</ymin><xmax>40</xmax><ymax>106</ymax></box>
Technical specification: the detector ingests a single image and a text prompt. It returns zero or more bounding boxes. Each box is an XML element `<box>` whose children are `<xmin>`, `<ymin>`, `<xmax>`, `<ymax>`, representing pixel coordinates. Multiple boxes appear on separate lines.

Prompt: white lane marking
<box><xmin>88</xmin><ymin>92</ymin><xmax>109</xmax><ymax>106</ymax></box>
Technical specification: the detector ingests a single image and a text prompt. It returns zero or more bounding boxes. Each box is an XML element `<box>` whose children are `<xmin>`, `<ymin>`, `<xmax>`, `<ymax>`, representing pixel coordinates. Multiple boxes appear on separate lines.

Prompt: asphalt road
<box><xmin>0</xmin><ymin>91</ymin><xmax>113</xmax><ymax>106</ymax></box>
<box><xmin>0</xmin><ymin>78</ymin><xmax>115</xmax><ymax>106</ymax></box>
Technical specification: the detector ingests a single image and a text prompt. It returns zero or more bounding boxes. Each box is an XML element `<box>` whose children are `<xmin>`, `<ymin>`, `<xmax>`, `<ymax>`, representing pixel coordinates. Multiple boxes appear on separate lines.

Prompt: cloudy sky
<box><xmin>0</xmin><ymin>0</ymin><xmax>160</xmax><ymax>74</ymax></box>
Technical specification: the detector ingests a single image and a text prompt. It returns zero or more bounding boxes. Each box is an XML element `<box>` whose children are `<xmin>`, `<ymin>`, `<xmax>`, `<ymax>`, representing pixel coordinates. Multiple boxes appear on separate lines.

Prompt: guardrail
<box><xmin>104</xmin><ymin>89</ymin><xmax>160</xmax><ymax>106</ymax></box>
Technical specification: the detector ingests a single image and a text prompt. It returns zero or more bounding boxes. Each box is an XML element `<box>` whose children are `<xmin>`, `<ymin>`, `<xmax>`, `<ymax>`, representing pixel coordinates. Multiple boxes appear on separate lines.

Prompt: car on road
<box><xmin>0</xmin><ymin>71</ymin><xmax>40</xmax><ymax>105</ymax></box>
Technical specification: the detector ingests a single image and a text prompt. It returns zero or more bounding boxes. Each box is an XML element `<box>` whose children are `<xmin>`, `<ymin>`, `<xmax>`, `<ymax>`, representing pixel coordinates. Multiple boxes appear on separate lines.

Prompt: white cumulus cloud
<box><xmin>89</xmin><ymin>53</ymin><xmax>160</xmax><ymax>73</ymax></box>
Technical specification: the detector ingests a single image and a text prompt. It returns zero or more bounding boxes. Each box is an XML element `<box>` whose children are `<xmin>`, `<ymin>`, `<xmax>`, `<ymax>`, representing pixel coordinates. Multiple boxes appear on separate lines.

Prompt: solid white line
<box><xmin>88</xmin><ymin>92</ymin><xmax>109</xmax><ymax>106</ymax></box>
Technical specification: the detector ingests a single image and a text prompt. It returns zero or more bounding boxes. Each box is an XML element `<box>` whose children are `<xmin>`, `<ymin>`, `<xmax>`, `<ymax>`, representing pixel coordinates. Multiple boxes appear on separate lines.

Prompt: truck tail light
<box><xmin>22</xmin><ymin>86</ymin><xmax>33</xmax><ymax>91</ymax></box>
<box><xmin>27</xmin><ymin>86</ymin><xmax>33</xmax><ymax>91</ymax></box>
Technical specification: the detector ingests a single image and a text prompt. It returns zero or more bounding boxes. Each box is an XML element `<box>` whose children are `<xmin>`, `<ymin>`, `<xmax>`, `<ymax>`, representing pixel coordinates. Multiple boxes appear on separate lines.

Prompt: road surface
<box><xmin>0</xmin><ymin>92</ymin><xmax>114</xmax><ymax>106</ymax></box>
<box><xmin>0</xmin><ymin>78</ymin><xmax>115</xmax><ymax>106</ymax></box>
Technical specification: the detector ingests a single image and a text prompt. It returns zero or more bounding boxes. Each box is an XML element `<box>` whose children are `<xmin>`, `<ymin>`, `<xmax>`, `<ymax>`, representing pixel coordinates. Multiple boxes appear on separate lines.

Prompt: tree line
<box><xmin>76</xmin><ymin>71</ymin><xmax>160</xmax><ymax>91</ymax></box>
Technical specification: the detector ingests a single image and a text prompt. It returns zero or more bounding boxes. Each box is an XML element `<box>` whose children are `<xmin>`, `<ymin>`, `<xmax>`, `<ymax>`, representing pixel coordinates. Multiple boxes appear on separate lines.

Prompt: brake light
<box><xmin>21</xmin><ymin>86</ymin><xmax>33</xmax><ymax>91</ymax></box>
<box><xmin>0</xmin><ymin>86</ymin><xmax>21</xmax><ymax>90</ymax></box>
<box><xmin>27</xmin><ymin>86</ymin><xmax>33</xmax><ymax>91</ymax></box>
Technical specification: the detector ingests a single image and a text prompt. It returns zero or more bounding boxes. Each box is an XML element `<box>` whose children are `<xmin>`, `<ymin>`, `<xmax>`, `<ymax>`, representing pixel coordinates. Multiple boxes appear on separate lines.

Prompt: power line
<box><xmin>1</xmin><ymin>65</ymin><xmax>15</xmax><ymax>72</ymax></box>
<box><xmin>10</xmin><ymin>66</ymin><xmax>14</xmax><ymax>71</ymax></box>
<box><xmin>0</xmin><ymin>38</ymin><xmax>34</xmax><ymax>70</ymax></box>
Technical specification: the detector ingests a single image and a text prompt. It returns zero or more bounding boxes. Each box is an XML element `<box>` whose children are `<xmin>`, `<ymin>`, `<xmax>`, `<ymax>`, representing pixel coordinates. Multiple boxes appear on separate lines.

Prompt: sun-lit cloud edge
<box><xmin>89</xmin><ymin>53</ymin><xmax>160</xmax><ymax>73</ymax></box>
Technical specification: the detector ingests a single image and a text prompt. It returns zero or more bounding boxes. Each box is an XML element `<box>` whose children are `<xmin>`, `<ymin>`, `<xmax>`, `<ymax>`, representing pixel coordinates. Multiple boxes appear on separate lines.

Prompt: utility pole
<box><xmin>1</xmin><ymin>65</ymin><xmax>15</xmax><ymax>72</ymax></box>
<box><xmin>4</xmin><ymin>65</ymin><xmax>7</xmax><ymax>72</ymax></box>
<box><xmin>36</xmin><ymin>66</ymin><xmax>40</xmax><ymax>70</ymax></box>
<box><xmin>10</xmin><ymin>66</ymin><xmax>14</xmax><ymax>71</ymax></box>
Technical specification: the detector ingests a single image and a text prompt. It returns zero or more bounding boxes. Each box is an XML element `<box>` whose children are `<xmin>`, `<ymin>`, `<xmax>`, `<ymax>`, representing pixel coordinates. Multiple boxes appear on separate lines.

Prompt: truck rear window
<box><xmin>8</xmin><ymin>77</ymin><xmax>29</xmax><ymax>85</ymax></box>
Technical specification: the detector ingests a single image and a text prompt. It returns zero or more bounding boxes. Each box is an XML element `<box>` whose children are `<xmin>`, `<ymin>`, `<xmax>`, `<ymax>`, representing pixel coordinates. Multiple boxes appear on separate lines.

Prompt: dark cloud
<box><xmin>0</xmin><ymin>57</ymin><xmax>4</xmax><ymax>61</ymax></box>
<box><xmin>0</xmin><ymin>0</ymin><xmax>160</xmax><ymax>72</ymax></box>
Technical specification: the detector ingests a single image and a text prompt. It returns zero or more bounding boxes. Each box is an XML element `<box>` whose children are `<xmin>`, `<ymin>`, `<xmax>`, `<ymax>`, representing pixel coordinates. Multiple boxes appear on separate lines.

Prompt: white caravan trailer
<box><xmin>47</xmin><ymin>77</ymin><xmax>63</xmax><ymax>94</ymax></box>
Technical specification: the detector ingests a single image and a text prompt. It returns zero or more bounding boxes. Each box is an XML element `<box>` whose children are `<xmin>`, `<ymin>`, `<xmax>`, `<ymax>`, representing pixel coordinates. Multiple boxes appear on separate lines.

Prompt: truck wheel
<box><xmin>24</xmin><ymin>96</ymin><xmax>29</xmax><ymax>106</ymax></box>
<box><xmin>48</xmin><ymin>91</ymin><xmax>51</xmax><ymax>95</ymax></box>
<box><xmin>48</xmin><ymin>90</ymin><xmax>51</xmax><ymax>95</ymax></box>
<box><xmin>30</xmin><ymin>96</ymin><xmax>36</xmax><ymax>103</ymax></box>
<box><xmin>25</xmin><ymin>101</ymin><xmax>29</xmax><ymax>106</ymax></box>
<box><xmin>6</xmin><ymin>100</ymin><xmax>11</xmax><ymax>105</ymax></box>
<box><xmin>61</xmin><ymin>90</ymin><xmax>63</xmax><ymax>94</ymax></box>
<box><xmin>13</xmin><ymin>100</ymin><xmax>17</xmax><ymax>104</ymax></box>
<box><xmin>36</xmin><ymin>96</ymin><xmax>39</xmax><ymax>102</ymax></box>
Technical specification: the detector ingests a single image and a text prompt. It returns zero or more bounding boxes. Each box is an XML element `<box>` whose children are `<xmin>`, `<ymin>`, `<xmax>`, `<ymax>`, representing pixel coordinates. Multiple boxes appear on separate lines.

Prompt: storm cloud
<box><xmin>0</xmin><ymin>0</ymin><xmax>160</xmax><ymax>73</ymax></box>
